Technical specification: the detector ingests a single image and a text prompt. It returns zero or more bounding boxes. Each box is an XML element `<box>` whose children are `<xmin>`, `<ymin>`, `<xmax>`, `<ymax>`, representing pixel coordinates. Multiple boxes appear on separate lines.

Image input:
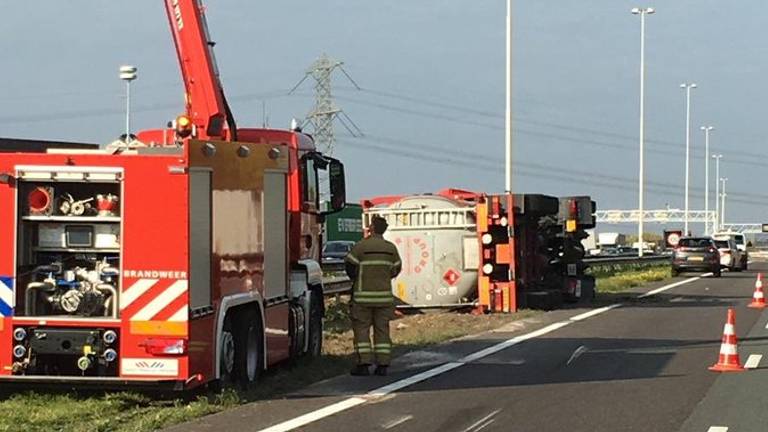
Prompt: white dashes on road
<box><xmin>744</xmin><ymin>354</ymin><xmax>762</xmax><ymax>369</ymax></box>
<box><xmin>707</xmin><ymin>426</ymin><xmax>728</xmax><ymax>432</ymax></box>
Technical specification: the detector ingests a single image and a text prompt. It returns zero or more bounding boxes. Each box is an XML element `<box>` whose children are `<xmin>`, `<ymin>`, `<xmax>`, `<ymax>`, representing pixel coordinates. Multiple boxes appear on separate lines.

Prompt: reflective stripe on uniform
<box><xmin>345</xmin><ymin>254</ymin><xmax>360</xmax><ymax>264</ymax></box>
<box><xmin>355</xmin><ymin>291</ymin><xmax>393</xmax><ymax>297</ymax></box>
<box><xmin>359</xmin><ymin>260</ymin><xmax>396</xmax><ymax>266</ymax></box>
<box><xmin>354</xmin><ymin>297</ymin><xmax>394</xmax><ymax>304</ymax></box>
<box><xmin>356</xmin><ymin>260</ymin><xmax>396</xmax><ymax>293</ymax></box>
<box><xmin>374</xmin><ymin>343</ymin><xmax>391</xmax><ymax>353</ymax></box>
<box><xmin>355</xmin><ymin>341</ymin><xmax>372</xmax><ymax>353</ymax></box>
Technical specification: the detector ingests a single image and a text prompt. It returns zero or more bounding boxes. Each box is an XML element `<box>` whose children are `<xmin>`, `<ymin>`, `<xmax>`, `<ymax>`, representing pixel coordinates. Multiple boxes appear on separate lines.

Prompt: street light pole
<box><xmin>720</xmin><ymin>177</ymin><xmax>728</xmax><ymax>228</ymax></box>
<box><xmin>505</xmin><ymin>0</ymin><xmax>513</xmax><ymax>193</ymax></box>
<box><xmin>680</xmin><ymin>83</ymin><xmax>696</xmax><ymax>234</ymax></box>
<box><xmin>712</xmin><ymin>154</ymin><xmax>722</xmax><ymax>231</ymax></box>
<box><xmin>119</xmin><ymin>65</ymin><xmax>138</xmax><ymax>142</ymax></box>
<box><xmin>632</xmin><ymin>7</ymin><xmax>655</xmax><ymax>257</ymax></box>
<box><xmin>700</xmin><ymin>126</ymin><xmax>714</xmax><ymax>234</ymax></box>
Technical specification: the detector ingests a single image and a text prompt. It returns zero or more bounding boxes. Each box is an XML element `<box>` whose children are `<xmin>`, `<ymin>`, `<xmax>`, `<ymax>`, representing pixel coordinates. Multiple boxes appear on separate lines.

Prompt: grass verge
<box><xmin>592</xmin><ymin>265</ymin><xmax>672</xmax><ymax>294</ymax></box>
<box><xmin>0</xmin><ymin>301</ymin><xmax>535</xmax><ymax>432</ymax></box>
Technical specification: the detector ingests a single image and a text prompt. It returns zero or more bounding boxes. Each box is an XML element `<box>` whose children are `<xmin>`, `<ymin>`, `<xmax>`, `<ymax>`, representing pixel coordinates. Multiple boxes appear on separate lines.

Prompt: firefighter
<box><xmin>345</xmin><ymin>215</ymin><xmax>402</xmax><ymax>376</ymax></box>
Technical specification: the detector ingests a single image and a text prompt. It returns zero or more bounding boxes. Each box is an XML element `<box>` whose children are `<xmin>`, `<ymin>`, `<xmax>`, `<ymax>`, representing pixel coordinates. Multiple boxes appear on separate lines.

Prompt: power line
<box><xmin>339</xmin><ymin>133</ymin><xmax>768</xmax><ymax>208</ymax></box>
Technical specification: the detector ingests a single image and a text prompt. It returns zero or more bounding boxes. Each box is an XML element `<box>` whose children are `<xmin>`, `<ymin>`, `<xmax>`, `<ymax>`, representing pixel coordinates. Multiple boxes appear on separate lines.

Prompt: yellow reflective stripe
<box><xmin>360</xmin><ymin>260</ymin><xmax>395</xmax><ymax>266</ymax></box>
<box><xmin>374</xmin><ymin>343</ymin><xmax>391</xmax><ymax>348</ymax></box>
<box><xmin>355</xmin><ymin>342</ymin><xmax>371</xmax><ymax>347</ymax></box>
<box><xmin>354</xmin><ymin>297</ymin><xmax>394</xmax><ymax>304</ymax></box>
<box><xmin>357</xmin><ymin>348</ymin><xmax>372</xmax><ymax>353</ymax></box>
<box><xmin>345</xmin><ymin>254</ymin><xmax>360</xmax><ymax>264</ymax></box>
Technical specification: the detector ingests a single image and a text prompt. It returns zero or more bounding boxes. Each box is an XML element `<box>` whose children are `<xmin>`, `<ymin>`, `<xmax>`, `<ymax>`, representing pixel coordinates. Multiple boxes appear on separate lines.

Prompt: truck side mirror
<box><xmin>325</xmin><ymin>158</ymin><xmax>346</xmax><ymax>214</ymax></box>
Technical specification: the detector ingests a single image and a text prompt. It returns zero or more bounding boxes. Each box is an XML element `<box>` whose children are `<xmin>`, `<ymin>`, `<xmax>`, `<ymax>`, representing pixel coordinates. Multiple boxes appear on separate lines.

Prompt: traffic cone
<box><xmin>748</xmin><ymin>273</ymin><xmax>766</xmax><ymax>309</ymax></box>
<box><xmin>709</xmin><ymin>308</ymin><xmax>745</xmax><ymax>372</ymax></box>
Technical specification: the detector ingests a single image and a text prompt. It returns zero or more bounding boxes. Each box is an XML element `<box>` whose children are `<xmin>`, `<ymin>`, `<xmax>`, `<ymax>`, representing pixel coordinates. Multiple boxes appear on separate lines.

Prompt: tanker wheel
<box><xmin>233</xmin><ymin>309</ymin><xmax>263</xmax><ymax>388</ymax></box>
<box><xmin>305</xmin><ymin>289</ymin><xmax>324</xmax><ymax>357</ymax></box>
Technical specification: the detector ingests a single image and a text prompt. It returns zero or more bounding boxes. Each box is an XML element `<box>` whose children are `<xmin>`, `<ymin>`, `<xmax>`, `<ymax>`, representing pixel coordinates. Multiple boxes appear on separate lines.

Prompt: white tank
<box><xmin>365</xmin><ymin>195</ymin><xmax>478</xmax><ymax>308</ymax></box>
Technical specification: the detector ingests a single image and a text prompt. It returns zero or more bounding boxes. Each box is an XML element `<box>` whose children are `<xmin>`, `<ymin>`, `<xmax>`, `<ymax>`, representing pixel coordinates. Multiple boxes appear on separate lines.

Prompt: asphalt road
<box><xmin>170</xmin><ymin>263</ymin><xmax>768</xmax><ymax>432</ymax></box>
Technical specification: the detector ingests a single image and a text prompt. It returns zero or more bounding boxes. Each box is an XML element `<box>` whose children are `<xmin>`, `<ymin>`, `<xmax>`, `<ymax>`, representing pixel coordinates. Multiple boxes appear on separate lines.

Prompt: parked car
<box><xmin>713</xmin><ymin>232</ymin><xmax>748</xmax><ymax>270</ymax></box>
<box><xmin>322</xmin><ymin>240</ymin><xmax>356</xmax><ymax>266</ymax></box>
<box><xmin>713</xmin><ymin>238</ymin><xmax>744</xmax><ymax>272</ymax></box>
<box><xmin>672</xmin><ymin>237</ymin><xmax>721</xmax><ymax>277</ymax></box>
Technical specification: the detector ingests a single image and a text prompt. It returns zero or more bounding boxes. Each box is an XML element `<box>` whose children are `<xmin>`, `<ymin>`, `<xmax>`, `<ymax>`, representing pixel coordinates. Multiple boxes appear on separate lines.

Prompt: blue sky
<box><xmin>2</xmin><ymin>1</ymin><xmax>766</xmax><ymax>229</ymax></box>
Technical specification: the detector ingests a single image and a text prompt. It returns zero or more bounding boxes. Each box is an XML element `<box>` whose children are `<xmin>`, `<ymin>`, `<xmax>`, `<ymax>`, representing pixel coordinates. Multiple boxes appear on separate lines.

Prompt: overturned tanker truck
<box><xmin>362</xmin><ymin>189</ymin><xmax>596</xmax><ymax>312</ymax></box>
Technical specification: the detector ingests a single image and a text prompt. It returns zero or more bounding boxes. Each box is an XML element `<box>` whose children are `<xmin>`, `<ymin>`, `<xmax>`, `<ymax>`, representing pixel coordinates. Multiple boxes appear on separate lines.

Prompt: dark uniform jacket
<box><xmin>344</xmin><ymin>234</ymin><xmax>402</xmax><ymax>306</ymax></box>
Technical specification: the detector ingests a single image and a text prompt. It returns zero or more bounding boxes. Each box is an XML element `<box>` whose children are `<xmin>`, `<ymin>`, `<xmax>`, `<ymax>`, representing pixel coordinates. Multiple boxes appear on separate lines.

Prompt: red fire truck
<box><xmin>0</xmin><ymin>1</ymin><xmax>345</xmax><ymax>389</ymax></box>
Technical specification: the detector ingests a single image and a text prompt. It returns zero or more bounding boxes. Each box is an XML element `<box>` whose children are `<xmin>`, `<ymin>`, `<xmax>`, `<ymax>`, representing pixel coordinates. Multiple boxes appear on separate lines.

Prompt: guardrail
<box><xmin>320</xmin><ymin>255</ymin><xmax>671</xmax><ymax>296</ymax></box>
<box><xmin>584</xmin><ymin>255</ymin><xmax>671</xmax><ymax>264</ymax></box>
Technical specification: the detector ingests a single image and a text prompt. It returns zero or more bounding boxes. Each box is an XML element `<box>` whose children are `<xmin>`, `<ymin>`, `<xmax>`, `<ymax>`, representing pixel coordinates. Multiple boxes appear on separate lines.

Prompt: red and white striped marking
<box><xmin>120</xmin><ymin>278</ymin><xmax>188</xmax><ymax>321</ymax></box>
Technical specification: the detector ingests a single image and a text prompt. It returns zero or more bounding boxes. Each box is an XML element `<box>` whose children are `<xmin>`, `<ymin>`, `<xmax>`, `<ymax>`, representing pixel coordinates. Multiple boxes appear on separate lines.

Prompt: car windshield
<box><xmin>735</xmin><ymin>236</ymin><xmax>745</xmax><ymax>245</ymax></box>
<box><xmin>714</xmin><ymin>240</ymin><xmax>729</xmax><ymax>249</ymax></box>
<box><xmin>679</xmin><ymin>238</ymin><xmax>712</xmax><ymax>248</ymax></box>
<box><xmin>324</xmin><ymin>242</ymin><xmax>353</xmax><ymax>253</ymax></box>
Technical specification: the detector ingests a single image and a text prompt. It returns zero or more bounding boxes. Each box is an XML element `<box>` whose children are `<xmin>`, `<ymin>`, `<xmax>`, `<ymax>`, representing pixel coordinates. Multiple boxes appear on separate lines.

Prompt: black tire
<box><xmin>305</xmin><ymin>289</ymin><xmax>324</xmax><ymax>357</ymax></box>
<box><xmin>233</xmin><ymin>309</ymin><xmax>263</xmax><ymax>388</ymax></box>
<box><xmin>214</xmin><ymin>316</ymin><xmax>237</xmax><ymax>390</ymax></box>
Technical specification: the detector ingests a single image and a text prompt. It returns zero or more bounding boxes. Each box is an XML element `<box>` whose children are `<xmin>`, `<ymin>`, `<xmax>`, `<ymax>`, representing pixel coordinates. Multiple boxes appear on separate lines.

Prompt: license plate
<box><xmin>688</xmin><ymin>256</ymin><xmax>704</xmax><ymax>262</ymax></box>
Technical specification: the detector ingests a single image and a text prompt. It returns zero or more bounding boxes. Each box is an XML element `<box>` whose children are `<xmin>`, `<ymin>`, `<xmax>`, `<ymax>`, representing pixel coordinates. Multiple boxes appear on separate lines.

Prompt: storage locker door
<box><xmin>262</xmin><ymin>171</ymin><xmax>288</xmax><ymax>300</ymax></box>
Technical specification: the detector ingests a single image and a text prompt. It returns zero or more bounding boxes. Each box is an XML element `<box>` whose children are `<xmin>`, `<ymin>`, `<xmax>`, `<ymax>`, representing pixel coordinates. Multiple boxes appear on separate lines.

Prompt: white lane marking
<box><xmin>744</xmin><ymin>354</ymin><xmax>762</xmax><ymax>369</ymax></box>
<box><xmin>707</xmin><ymin>427</ymin><xmax>728</xmax><ymax>432</ymax></box>
<box><xmin>366</xmin><ymin>362</ymin><xmax>463</xmax><ymax>398</ymax></box>
<box><xmin>473</xmin><ymin>419</ymin><xmax>495</xmax><ymax>432</ymax></box>
<box><xmin>382</xmin><ymin>415</ymin><xmax>413</xmax><ymax>430</ymax></box>
<box><xmin>670</xmin><ymin>296</ymin><xmax>685</xmax><ymax>302</ymax></box>
<box><xmin>462</xmin><ymin>409</ymin><xmax>501</xmax><ymax>432</ymax></box>
<box><xmin>566</xmin><ymin>345</ymin><xmax>588</xmax><ymax>366</ymax></box>
<box><xmin>570</xmin><ymin>304</ymin><xmax>622</xmax><ymax>321</ymax></box>
<box><xmin>258</xmin><ymin>397</ymin><xmax>367</xmax><ymax>432</ymax></box>
<box><xmin>459</xmin><ymin>321</ymin><xmax>571</xmax><ymax>364</ymax></box>
<box><xmin>638</xmin><ymin>275</ymin><xmax>705</xmax><ymax>298</ymax></box>
<box><xmin>765</xmin><ymin>321</ymin><xmax>768</xmax><ymax>330</ymax></box>
<box><xmin>256</xmin><ymin>273</ymin><xmax>710</xmax><ymax>432</ymax></box>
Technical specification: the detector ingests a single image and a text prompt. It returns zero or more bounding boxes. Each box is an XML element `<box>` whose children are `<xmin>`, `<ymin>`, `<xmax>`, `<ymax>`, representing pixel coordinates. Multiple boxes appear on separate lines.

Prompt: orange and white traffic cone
<box><xmin>709</xmin><ymin>308</ymin><xmax>745</xmax><ymax>372</ymax></box>
<box><xmin>748</xmin><ymin>273</ymin><xmax>766</xmax><ymax>309</ymax></box>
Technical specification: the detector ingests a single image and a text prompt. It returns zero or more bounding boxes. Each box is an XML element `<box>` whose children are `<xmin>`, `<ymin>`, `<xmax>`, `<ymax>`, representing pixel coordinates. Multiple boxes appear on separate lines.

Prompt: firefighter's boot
<box><xmin>350</xmin><ymin>364</ymin><xmax>371</xmax><ymax>376</ymax></box>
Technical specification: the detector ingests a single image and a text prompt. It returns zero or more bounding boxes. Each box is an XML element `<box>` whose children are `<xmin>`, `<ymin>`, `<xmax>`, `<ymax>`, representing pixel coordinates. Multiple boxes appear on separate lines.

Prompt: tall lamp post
<box><xmin>632</xmin><ymin>7</ymin><xmax>655</xmax><ymax>257</ymax></box>
<box><xmin>720</xmin><ymin>177</ymin><xmax>728</xmax><ymax>229</ymax></box>
<box><xmin>505</xmin><ymin>0</ymin><xmax>513</xmax><ymax>193</ymax></box>
<box><xmin>680</xmin><ymin>83</ymin><xmax>697</xmax><ymax>234</ymax></box>
<box><xmin>700</xmin><ymin>126</ymin><xmax>714</xmax><ymax>234</ymax></box>
<box><xmin>119</xmin><ymin>65</ymin><xmax>138</xmax><ymax>142</ymax></box>
<box><xmin>712</xmin><ymin>154</ymin><xmax>722</xmax><ymax>231</ymax></box>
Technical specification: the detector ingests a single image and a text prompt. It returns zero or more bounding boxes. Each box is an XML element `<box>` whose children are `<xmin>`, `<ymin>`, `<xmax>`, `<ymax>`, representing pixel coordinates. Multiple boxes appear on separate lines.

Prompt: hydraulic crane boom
<box><xmin>164</xmin><ymin>0</ymin><xmax>236</xmax><ymax>140</ymax></box>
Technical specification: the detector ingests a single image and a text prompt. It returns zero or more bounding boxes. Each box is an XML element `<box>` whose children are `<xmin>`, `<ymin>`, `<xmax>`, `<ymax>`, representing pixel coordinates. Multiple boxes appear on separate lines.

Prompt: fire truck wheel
<box><xmin>233</xmin><ymin>309</ymin><xmax>263</xmax><ymax>388</ymax></box>
<box><xmin>306</xmin><ymin>289</ymin><xmax>324</xmax><ymax>357</ymax></box>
